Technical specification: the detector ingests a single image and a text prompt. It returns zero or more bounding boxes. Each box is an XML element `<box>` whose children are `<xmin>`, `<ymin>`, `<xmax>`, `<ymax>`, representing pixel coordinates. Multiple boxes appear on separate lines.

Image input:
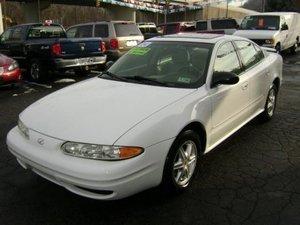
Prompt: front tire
<box><xmin>162</xmin><ymin>130</ymin><xmax>201</xmax><ymax>193</ymax></box>
<box><xmin>259</xmin><ymin>85</ymin><xmax>278</xmax><ymax>122</ymax></box>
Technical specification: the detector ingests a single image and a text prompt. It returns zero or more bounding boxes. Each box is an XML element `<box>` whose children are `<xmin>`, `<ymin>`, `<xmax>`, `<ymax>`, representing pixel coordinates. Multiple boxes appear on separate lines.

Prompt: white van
<box><xmin>234</xmin><ymin>12</ymin><xmax>300</xmax><ymax>53</ymax></box>
<box><xmin>195</xmin><ymin>18</ymin><xmax>239</xmax><ymax>35</ymax></box>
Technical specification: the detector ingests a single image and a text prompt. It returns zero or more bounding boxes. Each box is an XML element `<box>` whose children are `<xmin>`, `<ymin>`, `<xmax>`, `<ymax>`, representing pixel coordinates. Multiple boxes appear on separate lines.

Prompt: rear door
<box><xmin>234</xmin><ymin>40</ymin><xmax>269</xmax><ymax>113</ymax></box>
<box><xmin>113</xmin><ymin>22</ymin><xmax>144</xmax><ymax>52</ymax></box>
<box><xmin>209</xmin><ymin>41</ymin><xmax>250</xmax><ymax>146</ymax></box>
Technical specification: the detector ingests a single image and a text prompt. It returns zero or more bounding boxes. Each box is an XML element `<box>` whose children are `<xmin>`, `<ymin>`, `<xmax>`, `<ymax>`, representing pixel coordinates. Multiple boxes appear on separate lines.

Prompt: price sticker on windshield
<box><xmin>129</xmin><ymin>47</ymin><xmax>151</xmax><ymax>56</ymax></box>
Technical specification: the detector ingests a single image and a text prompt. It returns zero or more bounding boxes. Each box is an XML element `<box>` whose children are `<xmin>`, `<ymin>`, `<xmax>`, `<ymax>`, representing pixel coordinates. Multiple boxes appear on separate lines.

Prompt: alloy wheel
<box><xmin>267</xmin><ymin>89</ymin><xmax>276</xmax><ymax>117</ymax></box>
<box><xmin>172</xmin><ymin>140</ymin><xmax>197</xmax><ymax>187</ymax></box>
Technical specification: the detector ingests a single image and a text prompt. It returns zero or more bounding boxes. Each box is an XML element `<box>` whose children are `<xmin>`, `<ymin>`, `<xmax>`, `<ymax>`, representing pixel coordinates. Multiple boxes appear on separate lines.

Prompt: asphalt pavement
<box><xmin>0</xmin><ymin>51</ymin><xmax>299</xmax><ymax>225</ymax></box>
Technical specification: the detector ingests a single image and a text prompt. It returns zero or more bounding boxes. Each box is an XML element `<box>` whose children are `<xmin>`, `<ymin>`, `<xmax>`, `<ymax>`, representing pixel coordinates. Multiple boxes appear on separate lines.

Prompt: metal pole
<box><xmin>262</xmin><ymin>0</ymin><xmax>265</xmax><ymax>12</ymax></box>
<box><xmin>184</xmin><ymin>0</ymin><xmax>187</xmax><ymax>21</ymax></box>
<box><xmin>37</xmin><ymin>0</ymin><xmax>41</xmax><ymax>22</ymax></box>
<box><xmin>226</xmin><ymin>0</ymin><xmax>229</xmax><ymax>18</ymax></box>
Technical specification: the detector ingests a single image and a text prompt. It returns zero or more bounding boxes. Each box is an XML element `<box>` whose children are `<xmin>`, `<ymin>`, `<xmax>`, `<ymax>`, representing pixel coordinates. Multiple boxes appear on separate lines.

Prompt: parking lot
<box><xmin>0</xmin><ymin>50</ymin><xmax>299</xmax><ymax>225</ymax></box>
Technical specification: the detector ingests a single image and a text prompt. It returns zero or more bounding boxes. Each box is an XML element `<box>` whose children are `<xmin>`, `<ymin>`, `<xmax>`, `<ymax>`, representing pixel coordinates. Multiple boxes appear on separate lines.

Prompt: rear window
<box><xmin>165</xmin><ymin>24</ymin><xmax>179</xmax><ymax>34</ymax></box>
<box><xmin>211</xmin><ymin>19</ymin><xmax>237</xmax><ymax>30</ymax></box>
<box><xmin>196</xmin><ymin>21</ymin><xmax>208</xmax><ymax>31</ymax></box>
<box><xmin>28</xmin><ymin>25</ymin><xmax>66</xmax><ymax>39</ymax></box>
<box><xmin>95</xmin><ymin>24</ymin><xmax>109</xmax><ymax>38</ymax></box>
<box><xmin>114</xmin><ymin>23</ymin><xmax>141</xmax><ymax>37</ymax></box>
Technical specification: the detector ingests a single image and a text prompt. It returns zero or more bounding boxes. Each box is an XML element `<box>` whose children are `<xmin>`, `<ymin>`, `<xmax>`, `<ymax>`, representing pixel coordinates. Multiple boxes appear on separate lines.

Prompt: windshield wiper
<box><xmin>99</xmin><ymin>71</ymin><xmax>129</xmax><ymax>82</ymax></box>
<box><xmin>123</xmin><ymin>76</ymin><xmax>168</xmax><ymax>86</ymax></box>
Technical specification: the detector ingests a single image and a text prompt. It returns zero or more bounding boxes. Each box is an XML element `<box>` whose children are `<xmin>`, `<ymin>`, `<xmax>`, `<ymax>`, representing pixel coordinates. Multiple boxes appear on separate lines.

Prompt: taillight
<box><xmin>100</xmin><ymin>41</ymin><xmax>106</xmax><ymax>52</ymax></box>
<box><xmin>109</xmin><ymin>39</ymin><xmax>119</xmax><ymax>50</ymax></box>
<box><xmin>51</xmin><ymin>43</ymin><xmax>62</xmax><ymax>56</ymax></box>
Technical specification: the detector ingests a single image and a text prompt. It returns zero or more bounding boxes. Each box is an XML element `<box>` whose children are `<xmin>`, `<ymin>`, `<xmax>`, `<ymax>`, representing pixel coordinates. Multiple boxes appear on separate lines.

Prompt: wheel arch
<box><xmin>176</xmin><ymin>121</ymin><xmax>207</xmax><ymax>154</ymax></box>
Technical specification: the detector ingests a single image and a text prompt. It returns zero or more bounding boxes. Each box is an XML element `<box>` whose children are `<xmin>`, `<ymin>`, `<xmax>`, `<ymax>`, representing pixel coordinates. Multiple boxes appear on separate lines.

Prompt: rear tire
<box><xmin>290</xmin><ymin>43</ymin><xmax>297</xmax><ymax>55</ymax></box>
<box><xmin>74</xmin><ymin>67</ymin><xmax>91</xmax><ymax>76</ymax></box>
<box><xmin>162</xmin><ymin>130</ymin><xmax>202</xmax><ymax>194</ymax></box>
<box><xmin>28</xmin><ymin>59</ymin><xmax>47</xmax><ymax>82</ymax></box>
<box><xmin>259</xmin><ymin>84</ymin><xmax>278</xmax><ymax>122</ymax></box>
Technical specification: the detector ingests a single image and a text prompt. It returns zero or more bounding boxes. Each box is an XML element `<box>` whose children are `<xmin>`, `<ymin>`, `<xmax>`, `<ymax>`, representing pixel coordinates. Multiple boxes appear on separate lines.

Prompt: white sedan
<box><xmin>7</xmin><ymin>34</ymin><xmax>282</xmax><ymax>200</ymax></box>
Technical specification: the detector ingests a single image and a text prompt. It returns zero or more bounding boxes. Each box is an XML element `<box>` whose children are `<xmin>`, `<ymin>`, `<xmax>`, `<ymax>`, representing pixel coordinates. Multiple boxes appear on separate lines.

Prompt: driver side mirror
<box><xmin>211</xmin><ymin>71</ymin><xmax>239</xmax><ymax>88</ymax></box>
<box><xmin>281</xmin><ymin>24</ymin><xmax>289</xmax><ymax>31</ymax></box>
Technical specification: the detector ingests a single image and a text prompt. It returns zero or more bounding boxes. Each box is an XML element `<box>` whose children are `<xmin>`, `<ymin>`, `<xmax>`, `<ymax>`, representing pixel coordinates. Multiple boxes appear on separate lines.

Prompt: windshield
<box><xmin>114</xmin><ymin>23</ymin><xmax>141</xmax><ymax>37</ymax></box>
<box><xmin>27</xmin><ymin>25</ymin><xmax>66</xmax><ymax>39</ymax></box>
<box><xmin>104</xmin><ymin>41</ymin><xmax>213</xmax><ymax>88</ymax></box>
<box><xmin>240</xmin><ymin>16</ymin><xmax>280</xmax><ymax>30</ymax></box>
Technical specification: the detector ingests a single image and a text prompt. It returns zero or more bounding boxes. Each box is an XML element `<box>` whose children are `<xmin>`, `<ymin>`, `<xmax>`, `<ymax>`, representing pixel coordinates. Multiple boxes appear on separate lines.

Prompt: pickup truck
<box><xmin>0</xmin><ymin>23</ymin><xmax>107</xmax><ymax>81</ymax></box>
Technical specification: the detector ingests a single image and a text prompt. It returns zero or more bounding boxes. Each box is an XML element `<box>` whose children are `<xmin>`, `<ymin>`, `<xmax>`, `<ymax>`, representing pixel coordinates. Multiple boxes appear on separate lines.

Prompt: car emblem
<box><xmin>79</xmin><ymin>43</ymin><xmax>85</xmax><ymax>51</ymax></box>
<box><xmin>37</xmin><ymin>138</ymin><xmax>45</xmax><ymax>146</ymax></box>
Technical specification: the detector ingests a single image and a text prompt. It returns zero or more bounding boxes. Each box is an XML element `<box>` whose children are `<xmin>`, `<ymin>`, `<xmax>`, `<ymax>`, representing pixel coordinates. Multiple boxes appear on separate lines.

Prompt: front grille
<box><xmin>251</xmin><ymin>39</ymin><xmax>266</xmax><ymax>46</ymax></box>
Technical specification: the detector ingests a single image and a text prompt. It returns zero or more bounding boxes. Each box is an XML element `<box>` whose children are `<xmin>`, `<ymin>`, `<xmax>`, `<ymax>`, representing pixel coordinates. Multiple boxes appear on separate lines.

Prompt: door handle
<box><xmin>241</xmin><ymin>83</ymin><xmax>249</xmax><ymax>91</ymax></box>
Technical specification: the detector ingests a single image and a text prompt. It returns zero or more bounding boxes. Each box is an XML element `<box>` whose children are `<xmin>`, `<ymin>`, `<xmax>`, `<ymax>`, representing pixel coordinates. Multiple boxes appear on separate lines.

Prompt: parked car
<box><xmin>160</xmin><ymin>21</ymin><xmax>196</xmax><ymax>35</ymax></box>
<box><xmin>66</xmin><ymin>21</ymin><xmax>144</xmax><ymax>61</ymax></box>
<box><xmin>0</xmin><ymin>54</ymin><xmax>21</xmax><ymax>86</ymax></box>
<box><xmin>234</xmin><ymin>12</ymin><xmax>300</xmax><ymax>53</ymax></box>
<box><xmin>7</xmin><ymin>33</ymin><xmax>282</xmax><ymax>200</ymax></box>
<box><xmin>0</xmin><ymin>22</ymin><xmax>107</xmax><ymax>81</ymax></box>
<box><xmin>196</xmin><ymin>18</ymin><xmax>239</xmax><ymax>35</ymax></box>
<box><xmin>137</xmin><ymin>22</ymin><xmax>161</xmax><ymax>40</ymax></box>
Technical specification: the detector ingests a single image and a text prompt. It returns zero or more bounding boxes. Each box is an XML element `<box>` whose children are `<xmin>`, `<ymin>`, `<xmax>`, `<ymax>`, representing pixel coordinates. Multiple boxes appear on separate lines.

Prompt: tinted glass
<box><xmin>28</xmin><ymin>25</ymin><xmax>66</xmax><ymax>39</ymax></box>
<box><xmin>75</xmin><ymin>25</ymin><xmax>93</xmax><ymax>38</ymax></box>
<box><xmin>66</xmin><ymin>27</ymin><xmax>77</xmax><ymax>38</ymax></box>
<box><xmin>241</xmin><ymin>16</ymin><xmax>280</xmax><ymax>30</ymax></box>
<box><xmin>1</xmin><ymin>29</ymin><xmax>12</xmax><ymax>42</ymax></box>
<box><xmin>11</xmin><ymin>27</ymin><xmax>23</xmax><ymax>41</ymax></box>
<box><xmin>196</xmin><ymin>21</ymin><xmax>208</xmax><ymax>31</ymax></box>
<box><xmin>95</xmin><ymin>24</ymin><xmax>109</xmax><ymax>38</ymax></box>
<box><xmin>114</xmin><ymin>23</ymin><xmax>141</xmax><ymax>37</ymax></box>
<box><xmin>235</xmin><ymin>41</ymin><xmax>264</xmax><ymax>69</ymax></box>
<box><xmin>211</xmin><ymin>19</ymin><xmax>237</xmax><ymax>29</ymax></box>
<box><xmin>107</xmin><ymin>41</ymin><xmax>213</xmax><ymax>88</ymax></box>
<box><xmin>214</xmin><ymin>42</ymin><xmax>242</xmax><ymax>75</ymax></box>
<box><xmin>165</xmin><ymin>24</ymin><xmax>179</xmax><ymax>34</ymax></box>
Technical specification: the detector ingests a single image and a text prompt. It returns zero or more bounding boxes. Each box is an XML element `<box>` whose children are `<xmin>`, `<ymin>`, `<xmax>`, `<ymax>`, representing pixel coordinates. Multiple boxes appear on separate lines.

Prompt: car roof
<box><xmin>149</xmin><ymin>33</ymin><xmax>247</xmax><ymax>44</ymax></box>
<box><xmin>250</xmin><ymin>12</ymin><xmax>299</xmax><ymax>16</ymax></box>
<box><xmin>68</xmin><ymin>21</ymin><xmax>135</xmax><ymax>27</ymax></box>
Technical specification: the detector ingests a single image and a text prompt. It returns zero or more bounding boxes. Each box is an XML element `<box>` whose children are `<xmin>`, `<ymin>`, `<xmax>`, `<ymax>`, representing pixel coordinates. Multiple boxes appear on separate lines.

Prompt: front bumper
<box><xmin>6</xmin><ymin>127</ymin><xmax>170</xmax><ymax>200</ymax></box>
<box><xmin>54</xmin><ymin>55</ymin><xmax>107</xmax><ymax>69</ymax></box>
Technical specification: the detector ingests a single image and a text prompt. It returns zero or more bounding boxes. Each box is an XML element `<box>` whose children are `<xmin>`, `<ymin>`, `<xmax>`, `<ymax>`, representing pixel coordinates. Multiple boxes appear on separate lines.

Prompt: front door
<box><xmin>209</xmin><ymin>41</ymin><xmax>250</xmax><ymax>147</ymax></box>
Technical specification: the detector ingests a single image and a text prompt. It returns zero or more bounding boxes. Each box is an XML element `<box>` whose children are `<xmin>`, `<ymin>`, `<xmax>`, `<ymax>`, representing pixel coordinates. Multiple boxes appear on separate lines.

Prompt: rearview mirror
<box><xmin>105</xmin><ymin>61</ymin><xmax>115</xmax><ymax>70</ymax></box>
<box><xmin>211</xmin><ymin>71</ymin><xmax>239</xmax><ymax>88</ymax></box>
<box><xmin>281</xmin><ymin>24</ymin><xmax>289</xmax><ymax>31</ymax></box>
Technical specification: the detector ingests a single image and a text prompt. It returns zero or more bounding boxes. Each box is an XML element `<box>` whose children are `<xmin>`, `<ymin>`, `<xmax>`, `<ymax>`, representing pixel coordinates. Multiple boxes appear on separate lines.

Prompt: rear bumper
<box><xmin>54</xmin><ymin>55</ymin><xmax>107</xmax><ymax>69</ymax></box>
<box><xmin>0</xmin><ymin>68</ymin><xmax>22</xmax><ymax>85</ymax></box>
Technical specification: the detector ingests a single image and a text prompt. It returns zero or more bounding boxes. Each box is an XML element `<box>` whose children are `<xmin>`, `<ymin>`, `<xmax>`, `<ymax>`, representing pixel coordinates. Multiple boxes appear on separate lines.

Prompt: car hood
<box><xmin>234</xmin><ymin>30</ymin><xmax>279</xmax><ymax>39</ymax></box>
<box><xmin>20</xmin><ymin>78</ymin><xmax>195</xmax><ymax>145</ymax></box>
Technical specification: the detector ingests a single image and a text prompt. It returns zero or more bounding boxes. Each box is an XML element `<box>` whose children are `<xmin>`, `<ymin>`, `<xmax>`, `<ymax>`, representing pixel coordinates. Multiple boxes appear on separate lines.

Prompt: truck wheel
<box><xmin>29</xmin><ymin>59</ymin><xmax>46</xmax><ymax>82</ymax></box>
<box><xmin>290</xmin><ymin>43</ymin><xmax>297</xmax><ymax>55</ymax></box>
<box><xmin>74</xmin><ymin>67</ymin><xmax>91</xmax><ymax>76</ymax></box>
<box><xmin>275</xmin><ymin>44</ymin><xmax>281</xmax><ymax>54</ymax></box>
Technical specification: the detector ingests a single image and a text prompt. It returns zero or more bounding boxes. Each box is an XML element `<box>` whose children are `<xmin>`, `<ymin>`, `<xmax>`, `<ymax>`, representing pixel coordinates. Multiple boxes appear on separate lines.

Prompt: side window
<box><xmin>213</xmin><ymin>42</ymin><xmax>242</xmax><ymax>75</ymax></box>
<box><xmin>10</xmin><ymin>27</ymin><xmax>23</xmax><ymax>41</ymax></box>
<box><xmin>94</xmin><ymin>24</ymin><xmax>109</xmax><ymax>38</ymax></box>
<box><xmin>235</xmin><ymin>41</ymin><xmax>263</xmax><ymax>70</ymax></box>
<box><xmin>66</xmin><ymin>27</ymin><xmax>77</xmax><ymax>38</ymax></box>
<box><xmin>75</xmin><ymin>25</ymin><xmax>93</xmax><ymax>38</ymax></box>
<box><xmin>0</xmin><ymin>29</ymin><xmax>12</xmax><ymax>42</ymax></box>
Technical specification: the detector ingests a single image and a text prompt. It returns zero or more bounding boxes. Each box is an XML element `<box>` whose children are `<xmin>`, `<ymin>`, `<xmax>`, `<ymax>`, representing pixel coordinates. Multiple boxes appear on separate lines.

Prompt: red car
<box><xmin>0</xmin><ymin>54</ymin><xmax>22</xmax><ymax>86</ymax></box>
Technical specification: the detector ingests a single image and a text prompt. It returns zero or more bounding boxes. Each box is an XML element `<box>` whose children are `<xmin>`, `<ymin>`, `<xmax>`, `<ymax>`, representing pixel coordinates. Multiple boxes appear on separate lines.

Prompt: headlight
<box><xmin>18</xmin><ymin>119</ymin><xmax>29</xmax><ymax>139</ymax></box>
<box><xmin>0</xmin><ymin>67</ymin><xmax>4</xmax><ymax>75</ymax></box>
<box><xmin>61</xmin><ymin>142</ymin><xmax>144</xmax><ymax>161</ymax></box>
<box><xmin>265</xmin><ymin>39</ymin><xmax>274</xmax><ymax>45</ymax></box>
<box><xmin>8</xmin><ymin>61</ymin><xmax>19</xmax><ymax>71</ymax></box>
